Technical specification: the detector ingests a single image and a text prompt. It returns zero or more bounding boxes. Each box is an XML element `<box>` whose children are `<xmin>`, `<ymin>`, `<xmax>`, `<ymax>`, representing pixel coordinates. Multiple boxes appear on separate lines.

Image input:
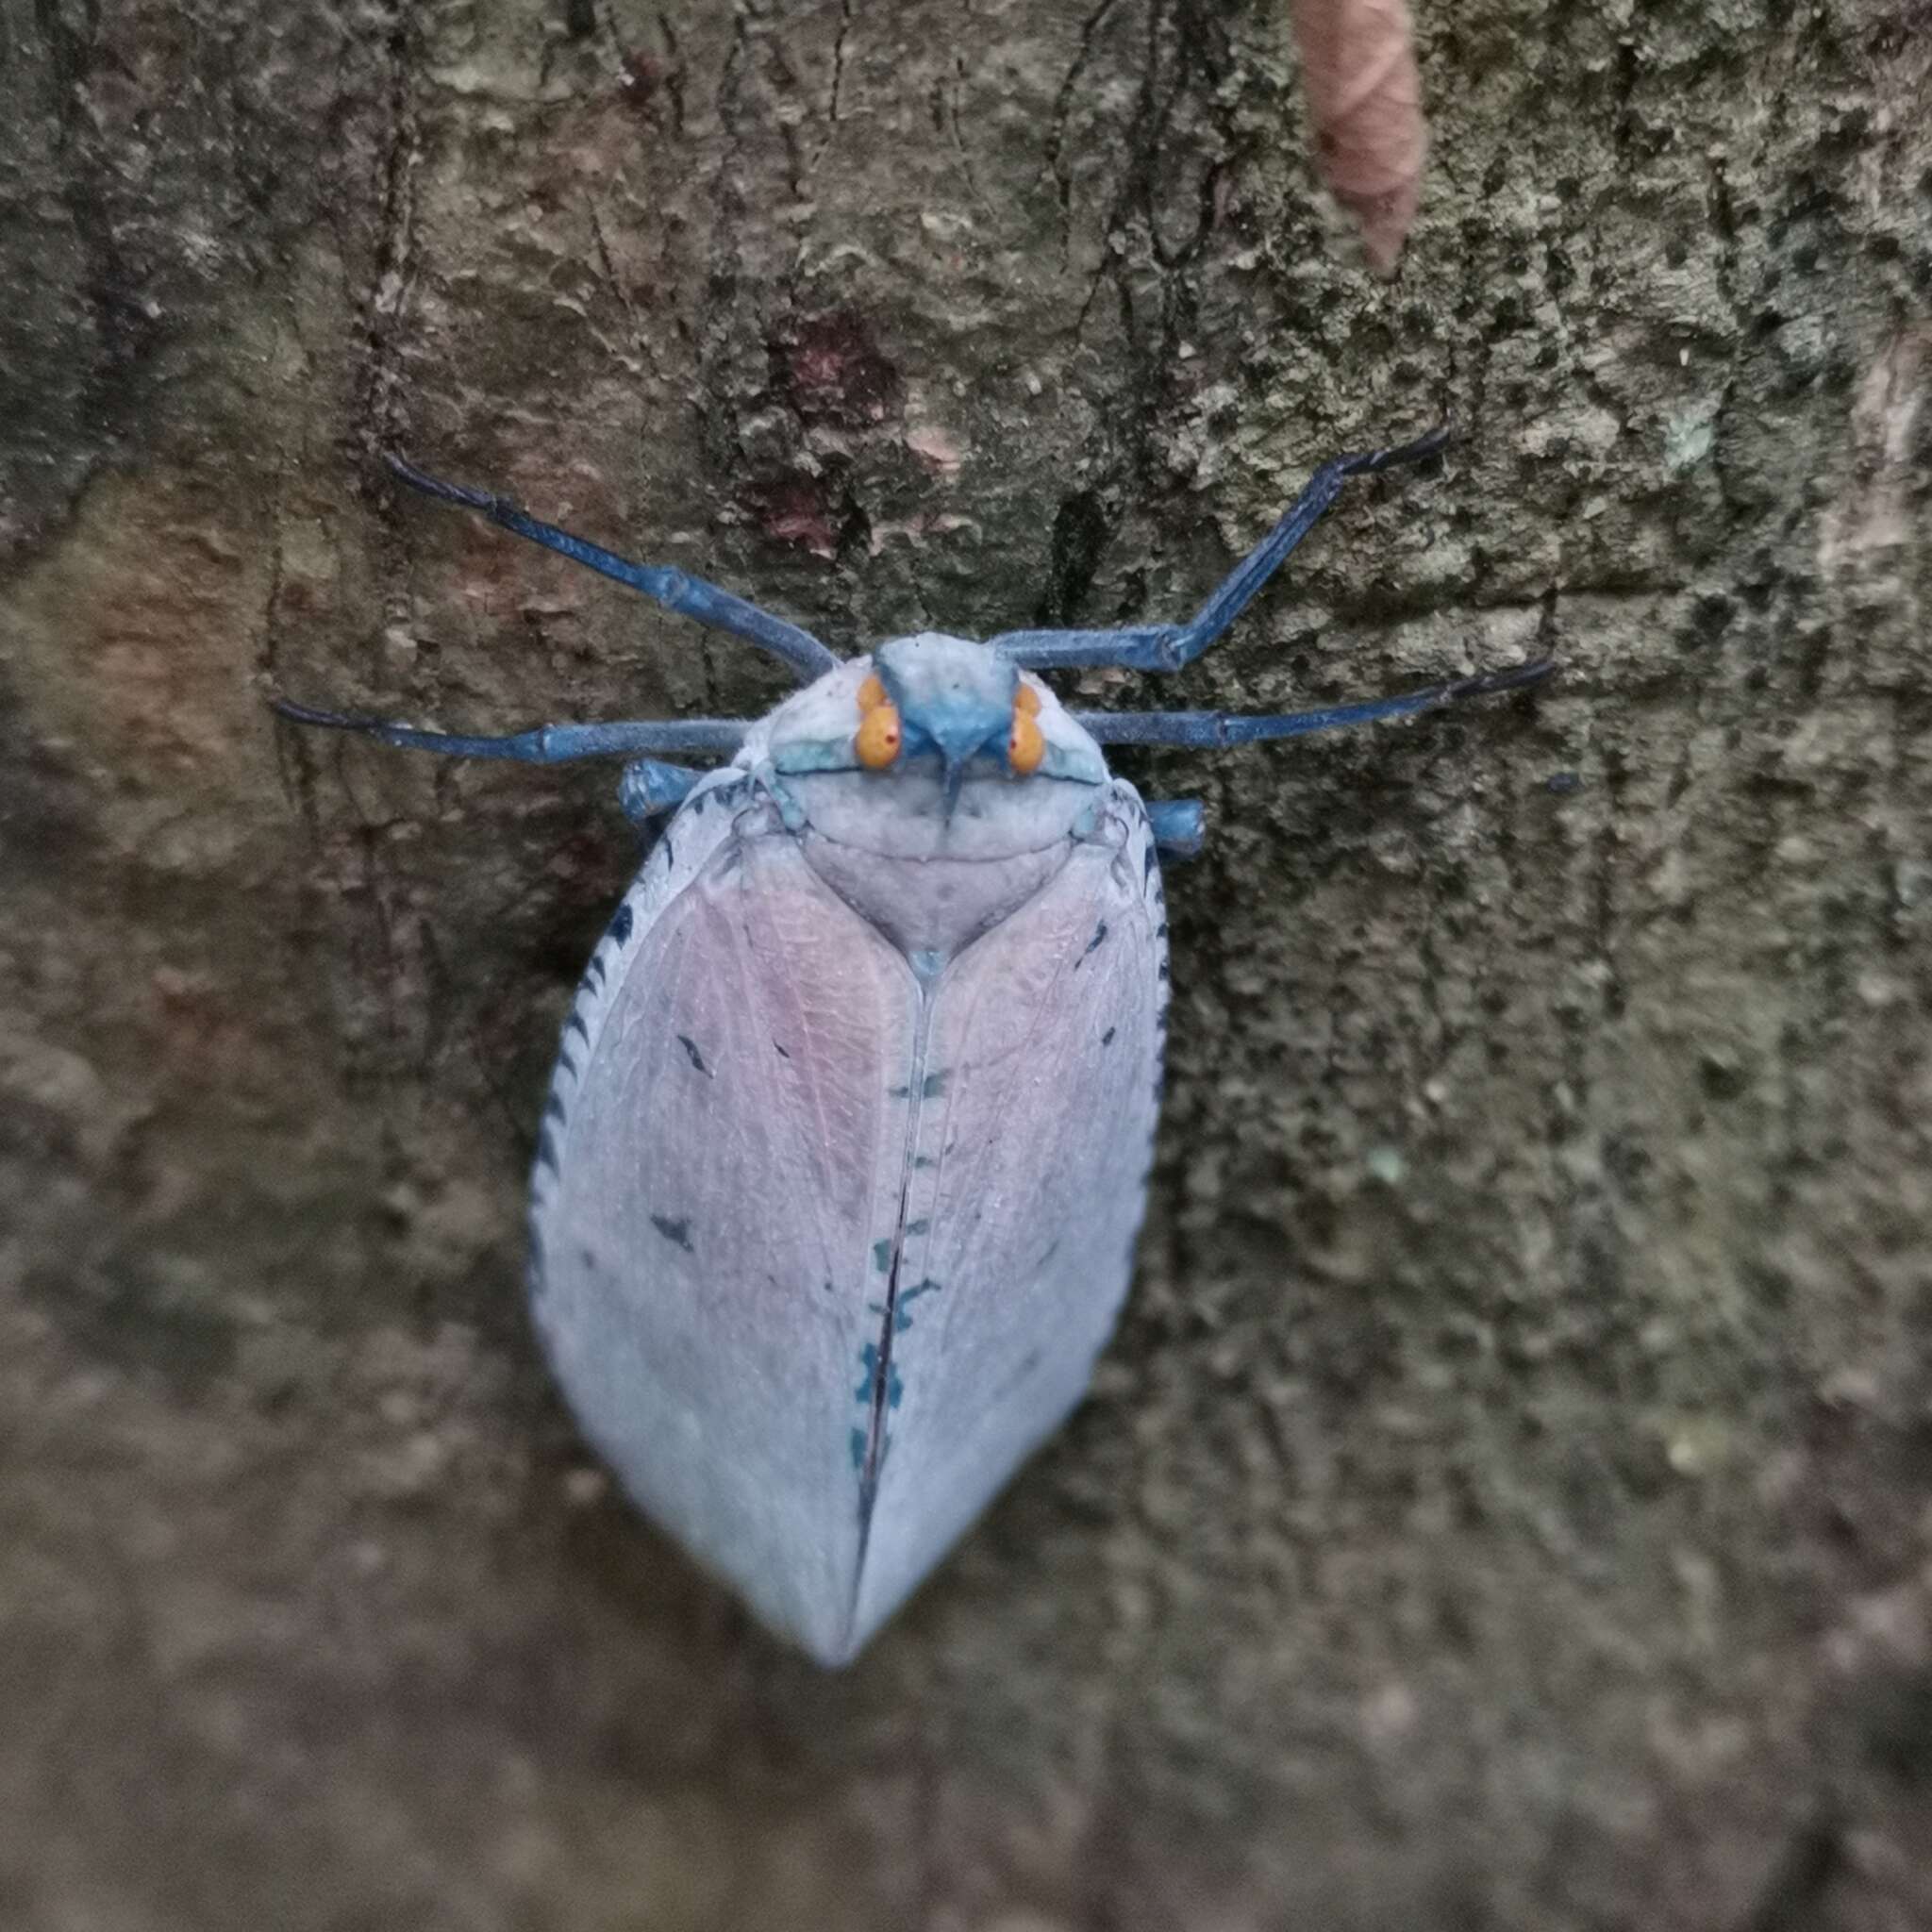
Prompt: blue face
<box><xmin>872</xmin><ymin>635</ymin><xmax>1021</xmax><ymax>778</ymax></box>
<box><xmin>760</xmin><ymin>631</ymin><xmax>1108</xmax><ymax>802</ymax></box>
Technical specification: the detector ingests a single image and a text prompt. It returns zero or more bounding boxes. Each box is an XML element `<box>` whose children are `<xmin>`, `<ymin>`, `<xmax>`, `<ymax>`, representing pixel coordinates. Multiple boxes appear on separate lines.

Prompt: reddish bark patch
<box><xmin>773</xmin><ymin>312</ymin><xmax>904</xmax><ymax>430</ymax></box>
<box><xmin>743</xmin><ymin>472</ymin><xmax>841</xmax><ymax>558</ymax></box>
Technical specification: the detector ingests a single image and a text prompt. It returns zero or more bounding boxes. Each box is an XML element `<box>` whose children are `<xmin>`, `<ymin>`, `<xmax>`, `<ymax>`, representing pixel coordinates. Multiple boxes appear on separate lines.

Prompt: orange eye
<box><xmin>857</xmin><ymin>700</ymin><xmax>902</xmax><ymax>770</ymax></box>
<box><xmin>1008</xmin><ymin>708</ymin><xmax>1044</xmax><ymax>775</ymax></box>
<box><xmin>1014</xmin><ymin>681</ymin><xmax>1041</xmax><ymax>717</ymax></box>
<box><xmin>855</xmin><ymin>670</ymin><xmax>901</xmax><ymax>769</ymax></box>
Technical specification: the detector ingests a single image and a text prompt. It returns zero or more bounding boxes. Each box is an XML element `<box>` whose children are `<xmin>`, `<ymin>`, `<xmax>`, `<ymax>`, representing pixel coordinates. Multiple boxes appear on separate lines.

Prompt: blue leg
<box><xmin>386</xmin><ymin>455</ymin><xmax>840</xmax><ymax>683</ymax></box>
<box><xmin>991</xmin><ymin>428</ymin><xmax>1449</xmax><ymax>673</ymax></box>
<box><xmin>1076</xmin><ymin>656</ymin><xmax>1554</xmax><ymax>747</ymax></box>
<box><xmin>1145</xmin><ymin>799</ymin><xmax>1205</xmax><ymax>859</ymax></box>
<box><xmin>618</xmin><ymin>758</ymin><xmax>702</xmax><ymax>824</ymax></box>
<box><xmin>271</xmin><ymin>697</ymin><xmax>748</xmax><ymax>760</ymax></box>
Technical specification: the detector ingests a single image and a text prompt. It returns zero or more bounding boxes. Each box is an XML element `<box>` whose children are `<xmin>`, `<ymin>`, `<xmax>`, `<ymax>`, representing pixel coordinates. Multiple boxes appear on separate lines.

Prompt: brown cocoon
<box><xmin>1289</xmin><ymin>0</ymin><xmax>1427</xmax><ymax>274</ymax></box>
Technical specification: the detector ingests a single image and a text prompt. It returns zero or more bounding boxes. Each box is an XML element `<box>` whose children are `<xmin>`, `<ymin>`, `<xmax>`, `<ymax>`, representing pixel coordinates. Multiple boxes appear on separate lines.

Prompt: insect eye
<box><xmin>855</xmin><ymin>673</ymin><xmax>903</xmax><ymax>770</ymax></box>
<box><xmin>1008</xmin><ymin>703</ymin><xmax>1045</xmax><ymax>775</ymax></box>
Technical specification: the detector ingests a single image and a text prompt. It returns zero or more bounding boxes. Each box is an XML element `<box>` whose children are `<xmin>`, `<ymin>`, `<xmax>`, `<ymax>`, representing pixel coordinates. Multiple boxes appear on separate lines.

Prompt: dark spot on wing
<box><xmin>891</xmin><ymin>1073</ymin><xmax>948</xmax><ymax>1100</ymax></box>
<box><xmin>608</xmin><ymin>902</ymin><xmax>634</xmax><ymax>946</ymax></box>
<box><xmin>558</xmin><ymin>1047</ymin><xmax>579</xmax><ymax>1078</ymax></box>
<box><xmin>661</xmin><ymin>835</ymin><xmax>675</xmax><ymax>868</ymax></box>
<box><xmin>1155</xmin><ymin>923</ymin><xmax>1168</xmax><ymax>940</ymax></box>
<box><xmin>850</xmin><ymin>1426</ymin><xmax>867</xmax><ymax>1471</ymax></box>
<box><xmin>1101</xmin><ymin>1025</ymin><xmax>1116</xmax><ymax>1046</ymax></box>
<box><xmin>853</xmin><ymin>1342</ymin><xmax>902</xmax><ymax>1408</ymax></box>
<box><xmin>894</xmin><ymin>1278</ymin><xmax>942</xmax><ymax>1331</ymax></box>
<box><xmin>536</xmin><ymin>1126</ymin><xmax>561</xmax><ymax>1175</ymax></box>
<box><xmin>905</xmin><ymin>1218</ymin><xmax>929</xmax><ymax>1237</ymax></box>
<box><xmin>566</xmin><ymin>1012</ymin><xmax>591</xmax><ymax>1045</ymax></box>
<box><xmin>690</xmin><ymin>791</ymin><xmax>708</xmax><ymax>815</ymax></box>
<box><xmin>990</xmin><ymin>1344</ymin><xmax>1043</xmax><ymax>1406</ymax></box>
<box><xmin>912</xmin><ymin>1154</ymin><xmax>935</xmax><ymax>1170</ymax></box>
<box><xmin>584</xmin><ymin>955</ymin><xmax>607</xmax><ymax>990</ymax></box>
<box><xmin>650</xmin><ymin>1214</ymin><xmax>694</xmax><ymax>1253</ymax></box>
<box><xmin>677</xmin><ymin>1034</ymin><xmax>712</xmax><ymax>1076</ymax></box>
<box><xmin>544</xmin><ymin>1092</ymin><xmax>567</xmax><ymax>1125</ymax></box>
<box><xmin>873</xmin><ymin>1238</ymin><xmax>893</xmax><ymax>1273</ymax></box>
<box><xmin>1157</xmin><ymin>960</ymin><xmax>1170</xmax><ymax>981</ymax></box>
<box><xmin>774</xmin><ymin>1041</ymin><xmax>791</xmax><ymax>1059</ymax></box>
<box><xmin>1075</xmin><ymin>919</ymin><xmax>1108</xmax><ymax>967</ymax></box>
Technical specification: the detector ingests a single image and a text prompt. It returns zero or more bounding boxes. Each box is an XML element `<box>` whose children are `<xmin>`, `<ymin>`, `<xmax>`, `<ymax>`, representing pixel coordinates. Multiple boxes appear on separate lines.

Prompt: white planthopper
<box><xmin>275</xmin><ymin>430</ymin><xmax>1552</xmax><ymax>1665</ymax></box>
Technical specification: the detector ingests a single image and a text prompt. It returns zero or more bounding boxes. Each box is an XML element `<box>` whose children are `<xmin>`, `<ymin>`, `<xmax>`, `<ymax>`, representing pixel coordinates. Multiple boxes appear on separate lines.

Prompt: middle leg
<box><xmin>991</xmin><ymin>429</ymin><xmax>1450</xmax><ymax>674</ymax></box>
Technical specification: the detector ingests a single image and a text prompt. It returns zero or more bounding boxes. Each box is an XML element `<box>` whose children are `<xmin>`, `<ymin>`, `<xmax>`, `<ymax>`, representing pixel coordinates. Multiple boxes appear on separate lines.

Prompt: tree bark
<box><xmin>3</xmin><ymin>1</ymin><xmax>1929</xmax><ymax>1927</ymax></box>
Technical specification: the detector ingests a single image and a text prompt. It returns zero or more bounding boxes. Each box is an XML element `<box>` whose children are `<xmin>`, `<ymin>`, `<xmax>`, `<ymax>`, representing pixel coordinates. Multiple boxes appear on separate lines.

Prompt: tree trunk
<box><xmin>4</xmin><ymin>1</ymin><xmax>1929</xmax><ymax>1926</ymax></box>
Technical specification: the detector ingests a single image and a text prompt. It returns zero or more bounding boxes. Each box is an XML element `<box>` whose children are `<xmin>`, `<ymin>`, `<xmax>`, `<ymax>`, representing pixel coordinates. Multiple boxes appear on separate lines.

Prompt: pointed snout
<box><xmin>941</xmin><ymin>754</ymin><xmax>969</xmax><ymax>818</ymax></box>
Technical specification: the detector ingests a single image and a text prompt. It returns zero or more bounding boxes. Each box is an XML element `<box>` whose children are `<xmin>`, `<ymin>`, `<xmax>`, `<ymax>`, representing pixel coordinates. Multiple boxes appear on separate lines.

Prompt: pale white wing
<box><xmin>530</xmin><ymin>774</ymin><xmax>921</xmax><ymax>1665</ymax></box>
<box><xmin>850</xmin><ymin>782</ymin><xmax>1167</xmax><ymax>1646</ymax></box>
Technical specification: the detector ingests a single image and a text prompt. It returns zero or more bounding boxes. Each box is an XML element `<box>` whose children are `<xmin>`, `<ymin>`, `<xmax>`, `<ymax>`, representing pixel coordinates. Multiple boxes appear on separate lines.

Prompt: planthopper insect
<box><xmin>275</xmin><ymin>428</ymin><xmax>1552</xmax><ymax>1666</ymax></box>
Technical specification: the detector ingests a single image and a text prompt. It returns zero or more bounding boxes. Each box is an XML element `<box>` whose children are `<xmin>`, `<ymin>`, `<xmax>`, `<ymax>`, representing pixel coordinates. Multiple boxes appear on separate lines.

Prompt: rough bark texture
<box><xmin>4</xmin><ymin>1</ymin><xmax>1930</xmax><ymax>1927</ymax></box>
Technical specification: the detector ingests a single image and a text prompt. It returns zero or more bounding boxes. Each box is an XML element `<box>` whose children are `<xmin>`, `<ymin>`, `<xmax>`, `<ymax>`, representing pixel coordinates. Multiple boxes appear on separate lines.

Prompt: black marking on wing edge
<box><xmin>543</xmin><ymin>1093</ymin><xmax>567</xmax><ymax>1125</ymax></box>
<box><xmin>677</xmin><ymin>1034</ymin><xmax>712</xmax><ymax>1076</ymax></box>
<box><xmin>661</xmin><ymin>836</ymin><xmax>675</xmax><ymax>868</ymax></box>
<box><xmin>774</xmin><ymin>1041</ymin><xmax>791</xmax><ymax>1058</ymax></box>
<box><xmin>608</xmin><ymin>902</ymin><xmax>634</xmax><ymax>946</ymax></box>
<box><xmin>650</xmin><ymin>1214</ymin><xmax>694</xmax><ymax>1253</ymax></box>
<box><xmin>567</xmin><ymin>1012</ymin><xmax>591</xmax><ymax>1045</ymax></box>
<box><xmin>1077</xmin><ymin>919</ymin><xmax>1109</xmax><ymax>965</ymax></box>
<box><xmin>1101</xmin><ymin>1025</ymin><xmax>1117</xmax><ymax>1046</ymax></box>
<box><xmin>585</xmin><ymin>955</ymin><xmax>607</xmax><ymax>990</ymax></box>
<box><xmin>536</xmin><ymin>1127</ymin><xmax>561</xmax><ymax>1175</ymax></box>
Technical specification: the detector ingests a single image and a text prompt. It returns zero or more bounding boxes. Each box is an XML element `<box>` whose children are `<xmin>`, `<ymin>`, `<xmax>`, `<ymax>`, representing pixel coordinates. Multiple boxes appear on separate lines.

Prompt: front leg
<box><xmin>991</xmin><ymin>428</ymin><xmax>1451</xmax><ymax>673</ymax></box>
